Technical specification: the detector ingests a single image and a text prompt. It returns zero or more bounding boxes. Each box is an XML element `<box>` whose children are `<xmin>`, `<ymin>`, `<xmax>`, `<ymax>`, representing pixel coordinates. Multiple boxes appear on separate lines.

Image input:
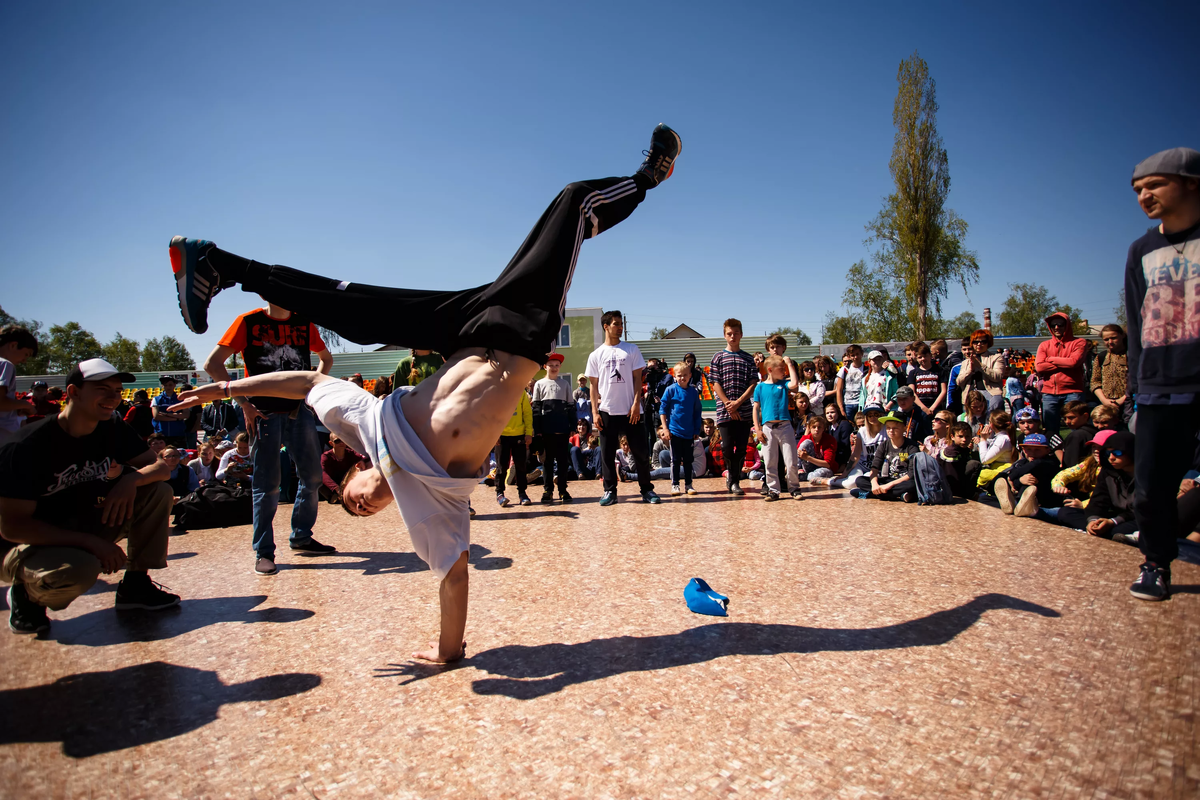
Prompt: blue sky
<box><xmin>2</xmin><ymin>1</ymin><xmax>1197</xmax><ymax>361</ymax></box>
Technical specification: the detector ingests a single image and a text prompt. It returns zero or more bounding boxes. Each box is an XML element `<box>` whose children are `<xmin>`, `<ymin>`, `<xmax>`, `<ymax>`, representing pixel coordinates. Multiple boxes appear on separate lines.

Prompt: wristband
<box><xmin>223</xmin><ymin>381</ymin><xmax>232</xmax><ymax>398</ymax></box>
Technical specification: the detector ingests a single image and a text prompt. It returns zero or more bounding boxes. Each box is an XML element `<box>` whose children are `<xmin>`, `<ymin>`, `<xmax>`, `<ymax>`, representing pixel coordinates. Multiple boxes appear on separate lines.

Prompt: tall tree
<box><xmin>820</xmin><ymin>312</ymin><xmax>864</xmax><ymax>346</ymax></box>
<box><xmin>102</xmin><ymin>332</ymin><xmax>142</xmax><ymax>372</ymax></box>
<box><xmin>937</xmin><ymin>311</ymin><xmax>982</xmax><ymax>340</ymax></box>
<box><xmin>44</xmin><ymin>322</ymin><xmax>104</xmax><ymax>374</ymax></box>
<box><xmin>649</xmin><ymin>327</ymin><xmax>669</xmax><ymax>340</ymax></box>
<box><xmin>1114</xmin><ymin>288</ymin><xmax>1127</xmax><ymax>328</ymax></box>
<box><xmin>766</xmin><ymin>326</ymin><xmax>813</xmax><ymax>346</ymax></box>
<box><xmin>996</xmin><ymin>283</ymin><xmax>1087</xmax><ymax>336</ymax></box>
<box><xmin>142</xmin><ymin>336</ymin><xmax>196</xmax><ymax>371</ymax></box>
<box><xmin>864</xmin><ymin>52</ymin><xmax>979</xmax><ymax>339</ymax></box>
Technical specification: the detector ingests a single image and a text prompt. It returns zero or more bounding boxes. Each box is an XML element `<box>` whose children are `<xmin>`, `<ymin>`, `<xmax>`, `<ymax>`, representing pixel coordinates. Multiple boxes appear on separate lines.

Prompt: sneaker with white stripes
<box><xmin>637</xmin><ymin>123</ymin><xmax>682</xmax><ymax>186</ymax></box>
<box><xmin>169</xmin><ymin>236</ymin><xmax>229</xmax><ymax>334</ymax></box>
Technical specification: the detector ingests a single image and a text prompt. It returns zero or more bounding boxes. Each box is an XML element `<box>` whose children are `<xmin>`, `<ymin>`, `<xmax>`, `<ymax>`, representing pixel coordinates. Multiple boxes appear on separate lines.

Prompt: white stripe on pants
<box><xmin>762</xmin><ymin>421</ymin><xmax>798</xmax><ymax>493</ymax></box>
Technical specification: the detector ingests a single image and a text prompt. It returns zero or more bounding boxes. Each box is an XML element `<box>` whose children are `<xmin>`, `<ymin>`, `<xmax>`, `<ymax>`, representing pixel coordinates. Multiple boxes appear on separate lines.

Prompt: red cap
<box><xmin>546</xmin><ymin>353</ymin><xmax>565</xmax><ymax>364</ymax></box>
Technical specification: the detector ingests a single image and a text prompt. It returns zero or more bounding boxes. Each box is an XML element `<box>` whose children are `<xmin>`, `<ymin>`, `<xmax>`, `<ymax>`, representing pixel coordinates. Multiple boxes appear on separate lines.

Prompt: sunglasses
<box><xmin>1109</xmin><ymin>450</ymin><xmax>1125</xmax><ymax>458</ymax></box>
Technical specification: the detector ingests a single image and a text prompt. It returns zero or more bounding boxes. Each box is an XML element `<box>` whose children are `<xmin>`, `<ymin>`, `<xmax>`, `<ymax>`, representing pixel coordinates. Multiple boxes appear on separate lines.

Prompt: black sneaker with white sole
<box><xmin>8</xmin><ymin>583</ymin><xmax>50</xmax><ymax>634</ymax></box>
<box><xmin>169</xmin><ymin>237</ymin><xmax>234</xmax><ymax>334</ymax></box>
<box><xmin>636</xmin><ymin>123</ymin><xmax>682</xmax><ymax>186</ymax></box>
<box><xmin>114</xmin><ymin>572</ymin><xmax>181</xmax><ymax>610</ymax></box>
<box><xmin>1129</xmin><ymin>561</ymin><xmax>1170</xmax><ymax>601</ymax></box>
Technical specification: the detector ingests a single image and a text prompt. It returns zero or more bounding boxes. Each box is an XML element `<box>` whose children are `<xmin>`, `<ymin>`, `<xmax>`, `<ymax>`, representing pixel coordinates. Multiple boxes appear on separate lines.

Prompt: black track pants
<box><xmin>224</xmin><ymin>175</ymin><xmax>651</xmax><ymax>364</ymax></box>
<box><xmin>542</xmin><ymin>432</ymin><xmax>570</xmax><ymax>493</ymax></box>
<box><xmin>599</xmin><ymin>412</ymin><xmax>654</xmax><ymax>494</ymax></box>
<box><xmin>1135</xmin><ymin>400</ymin><xmax>1200</xmax><ymax>567</ymax></box>
<box><xmin>496</xmin><ymin>436</ymin><xmax>528</xmax><ymax>495</ymax></box>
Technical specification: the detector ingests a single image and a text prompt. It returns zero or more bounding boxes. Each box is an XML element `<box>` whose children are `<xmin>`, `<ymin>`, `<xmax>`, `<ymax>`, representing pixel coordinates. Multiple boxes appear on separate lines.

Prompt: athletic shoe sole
<box><xmin>1014</xmin><ymin>487</ymin><xmax>1039</xmax><ymax>517</ymax></box>
<box><xmin>169</xmin><ymin>236</ymin><xmax>214</xmax><ymax>334</ymax></box>
<box><xmin>1130</xmin><ymin>586</ymin><xmax>1168</xmax><ymax>601</ymax></box>
<box><xmin>995</xmin><ymin>480</ymin><xmax>1014</xmax><ymax>515</ymax></box>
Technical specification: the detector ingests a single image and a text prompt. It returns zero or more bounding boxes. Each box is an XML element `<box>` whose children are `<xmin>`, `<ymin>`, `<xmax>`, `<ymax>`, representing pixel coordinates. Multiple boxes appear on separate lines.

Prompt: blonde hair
<box><xmin>935</xmin><ymin>410</ymin><xmax>956</xmax><ymax>425</ymax></box>
<box><xmin>1091</xmin><ymin>404</ymin><xmax>1116</xmax><ymax>424</ymax></box>
<box><xmin>763</xmin><ymin>354</ymin><xmax>785</xmax><ymax>372</ymax></box>
<box><xmin>235</xmin><ymin>432</ymin><xmax>250</xmax><ymax>445</ymax></box>
<box><xmin>673</xmin><ymin>361</ymin><xmax>689</xmax><ymax>377</ymax></box>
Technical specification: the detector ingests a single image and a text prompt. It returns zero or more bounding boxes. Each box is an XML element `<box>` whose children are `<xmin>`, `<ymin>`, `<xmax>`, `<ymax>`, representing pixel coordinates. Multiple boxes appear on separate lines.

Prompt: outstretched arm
<box><xmin>170</xmin><ymin>371</ymin><xmax>336</xmax><ymax>412</ymax></box>
<box><xmin>413</xmin><ymin>550</ymin><xmax>469</xmax><ymax>663</ymax></box>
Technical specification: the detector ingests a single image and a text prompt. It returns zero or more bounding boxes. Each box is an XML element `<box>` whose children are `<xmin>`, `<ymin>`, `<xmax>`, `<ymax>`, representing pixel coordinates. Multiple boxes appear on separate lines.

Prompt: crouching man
<box><xmin>0</xmin><ymin>359</ymin><xmax>180</xmax><ymax>635</ymax></box>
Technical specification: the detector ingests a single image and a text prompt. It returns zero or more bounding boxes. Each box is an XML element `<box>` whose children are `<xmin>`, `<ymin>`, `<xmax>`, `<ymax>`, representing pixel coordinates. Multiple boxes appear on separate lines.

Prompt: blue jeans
<box><xmin>250</xmin><ymin>405</ymin><xmax>322</xmax><ymax>559</ymax></box>
<box><xmin>1040</xmin><ymin>392</ymin><xmax>1083</xmax><ymax>439</ymax></box>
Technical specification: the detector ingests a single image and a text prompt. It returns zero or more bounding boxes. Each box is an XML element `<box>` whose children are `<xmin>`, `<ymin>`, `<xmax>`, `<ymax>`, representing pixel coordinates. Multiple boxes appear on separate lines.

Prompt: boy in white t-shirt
<box><xmin>835</xmin><ymin>344</ymin><xmax>865</xmax><ymax>422</ymax></box>
<box><xmin>169</xmin><ymin>125</ymin><xmax>682</xmax><ymax>663</ymax></box>
<box><xmin>0</xmin><ymin>327</ymin><xmax>39</xmax><ymax>446</ymax></box>
<box><xmin>586</xmin><ymin>311</ymin><xmax>660</xmax><ymax>506</ymax></box>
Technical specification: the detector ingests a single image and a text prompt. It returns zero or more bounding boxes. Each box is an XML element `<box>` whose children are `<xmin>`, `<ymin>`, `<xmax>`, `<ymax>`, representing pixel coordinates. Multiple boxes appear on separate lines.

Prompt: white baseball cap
<box><xmin>66</xmin><ymin>358</ymin><xmax>136</xmax><ymax>387</ymax></box>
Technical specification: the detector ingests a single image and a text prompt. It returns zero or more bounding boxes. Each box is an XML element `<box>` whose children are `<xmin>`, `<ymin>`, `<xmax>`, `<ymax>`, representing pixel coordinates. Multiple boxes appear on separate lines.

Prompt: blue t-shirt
<box><xmin>752</xmin><ymin>381</ymin><xmax>790</xmax><ymax>423</ymax></box>
<box><xmin>152</xmin><ymin>391</ymin><xmax>187</xmax><ymax>438</ymax></box>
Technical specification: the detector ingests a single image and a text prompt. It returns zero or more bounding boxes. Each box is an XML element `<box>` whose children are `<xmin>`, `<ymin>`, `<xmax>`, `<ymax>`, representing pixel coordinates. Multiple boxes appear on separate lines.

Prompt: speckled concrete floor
<box><xmin>1</xmin><ymin>477</ymin><xmax>1197</xmax><ymax>799</ymax></box>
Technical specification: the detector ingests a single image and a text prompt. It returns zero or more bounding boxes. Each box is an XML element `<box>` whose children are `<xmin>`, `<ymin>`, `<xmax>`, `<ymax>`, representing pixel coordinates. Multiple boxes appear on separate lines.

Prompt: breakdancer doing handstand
<box><xmin>167</xmin><ymin>124</ymin><xmax>682</xmax><ymax>663</ymax></box>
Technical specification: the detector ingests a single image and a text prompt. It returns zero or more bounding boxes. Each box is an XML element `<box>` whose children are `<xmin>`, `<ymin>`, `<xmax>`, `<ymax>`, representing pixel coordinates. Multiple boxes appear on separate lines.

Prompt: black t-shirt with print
<box><xmin>871</xmin><ymin>438</ymin><xmax>921</xmax><ymax>479</ymax></box>
<box><xmin>911</xmin><ymin>367</ymin><xmax>942</xmax><ymax>403</ymax></box>
<box><xmin>0</xmin><ymin>414</ymin><xmax>149</xmax><ymax>527</ymax></box>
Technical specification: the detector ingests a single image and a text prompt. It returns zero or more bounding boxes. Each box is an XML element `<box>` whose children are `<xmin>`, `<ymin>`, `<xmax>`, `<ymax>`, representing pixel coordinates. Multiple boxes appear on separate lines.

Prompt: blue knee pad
<box><xmin>684</xmin><ymin>578</ymin><xmax>729</xmax><ymax>616</ymax></box>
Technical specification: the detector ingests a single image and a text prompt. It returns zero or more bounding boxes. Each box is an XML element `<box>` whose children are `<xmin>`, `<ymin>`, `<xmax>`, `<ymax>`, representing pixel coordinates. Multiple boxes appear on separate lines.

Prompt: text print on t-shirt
<box><xmin>1141</xmin><ymin>240</ymin><xmax>1199</xmax><ymax>348</ymax></box>
<box><xmin>46</xmin><ymin>458</ymin><xmax>118</xmax><ymax>495</ymax></box>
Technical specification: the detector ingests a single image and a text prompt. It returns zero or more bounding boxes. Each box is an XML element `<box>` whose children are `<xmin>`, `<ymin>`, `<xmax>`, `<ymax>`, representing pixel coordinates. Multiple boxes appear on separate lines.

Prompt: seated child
<box><xmin>938</xmin><ymin>421</ymin><xmax>980</xmax><ymax>499</ymax></box>
<box><xmin>959</xmin><ymin>390</ymin><xmax>990</xmax><ymax>437</ymax></box>
<box><xmin>1059</xmin><ymin>400</ymin><xmax>1097</xmax><ymax>469</ymax></box>
<box><xmin>797</xmin><ymin>416</ymin><xmax>838</xmax><ymax>483</ymax></box>
<box><xmin>216</xmin><ymin>432</ymin><xmax>253</xmax><ymax>488</ymax></box>
<box><xmin>1055</xmin><ymin>431</ymin><xmax>1138</xmax><ymax>544</ymax></box>
<box><xmin>824</xmin><ymin>402</ymin><xmax>854</xmax><ymax>474</ymax></box>
<box><xmin>1042</xmin><ymin>429</ymin><xmax>1111</xmax><ymax>523</ymax></box>
<box><xmin>993</xmin><ymin>433</ymin><xmax>1063</xmax><ymax>517</ymax></box>
<box><xmin>1090</xmin><ymin>403</ymin><xmax>1118</xmax><ymax>433</ymax></box>
<box><xmin>1013</xmin><ymin>406</ymin><xmax>1063</xmax><ymax>462</ymax></box>
<box><xmin>851</xmin><ymin>414</ymin><xmax>920</xmax><ymax>502</ymax></box>
<box><xmin>975</xmin><ymin>410</ymin><xmax>1014</xmax><ymax>490</ymax></box>
<box><xmin>922</xmin><ymin>410</ymin><xmax>956</xmax><ymax>457</ymax></box>
<box><xmin>818</xmin><ymin>406</ymin><xmax>883</xmax><ymax>489</ymax></box>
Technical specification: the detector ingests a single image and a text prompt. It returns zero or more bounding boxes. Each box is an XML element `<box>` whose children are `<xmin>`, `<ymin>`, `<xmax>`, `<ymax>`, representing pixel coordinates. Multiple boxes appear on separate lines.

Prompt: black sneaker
<box><xmin>792</xmin><ymin>489</ymin><xmax>804</xmax><ymax>501</ymax></box>
<box><xmin>540</xmin><ymin>492</ymin><xmax>554</xmax><ymax>505</ymax></box>
<box><xmin>599</xmin><ymin>490</ymin><xmax>617</xmax><ymax>506</ymax></box>
<box><xmin>642</xmin><ymin>490</ymin><xmax>662</xmax><ymax>504</ymax></box>
<box><xmin>765</xmin><ymin>491</ymin><xmax>780</xmax><ymax>502</ymax></box>
<box><xmin>636</xmin><ymin>123</ymin><xmax>682</xmax><ymax>186</ymax></box>
<box><xmin>1129</xmin><ymin>562</ymin><xmax>1170</xmax><ymax>601</ymax></box>
<box><xmin>290</xmin><ymin>538</ymin><xmax>337</xmax><ymax>553</ymax></box>
<box><xmin>518</xmin><ymin>493</ymin><xmax>532</xmax><ymax>507</ymax></box>
<box><xmin>169</xmin><ymin>237</ymin><xmax>231</xmax><ymax>334</ymax></box>
<box><xmin>560</xmin><ymin>489</ymin><xmax>572</xmax><ymax>503</ymax></box>
<box><xmin>7</xmin><ymin>583</ymin><xmax>50</xmax><ymax>634</ymax></box>
<box><xmin>114</xmin><ymin>572</ymin><xmax>181</xmax><ymax>610</ymax></box>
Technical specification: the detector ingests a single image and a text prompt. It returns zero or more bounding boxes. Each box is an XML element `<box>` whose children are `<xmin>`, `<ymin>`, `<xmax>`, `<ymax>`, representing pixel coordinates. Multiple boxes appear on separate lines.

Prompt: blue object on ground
<box><xmin>684</xmin><ymin>578</ymin><xmax>729</xmax><ymax>616</ymax></box>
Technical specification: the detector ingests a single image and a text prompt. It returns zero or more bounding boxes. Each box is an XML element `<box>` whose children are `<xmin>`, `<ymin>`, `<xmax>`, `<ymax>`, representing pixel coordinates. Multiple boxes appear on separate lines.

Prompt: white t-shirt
<box><xmin>307</xmin><ymin>378</ymin><xmax>479</xmax><ymax>579</ymax></box>
<box><xmin>837</xmin><ymin>364</ymin><xmax>864</xmax><ymax>404</ymax></box>
<box><xmin>0</xmin><ymin>358</ymin><xmax>20</xmax><ymax>436</ymax></box>
<box><xmin>585</xmin><ymin>342</ymin><xmax>646</xmax><ymax>415</ymax></box>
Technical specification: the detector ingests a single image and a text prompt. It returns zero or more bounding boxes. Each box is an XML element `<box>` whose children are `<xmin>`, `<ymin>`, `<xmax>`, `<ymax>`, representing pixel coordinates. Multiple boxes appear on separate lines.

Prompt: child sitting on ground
<box><xmin>824</xmin><ymin>402</ymin><xmax>854</xmax><ymax>476</ymax></box>
<box><xmin>817</xmin><ymin>406</ymin><xmax>883</xmax><ymax>489</ymax></box>
<box><xmin>216</xmin><ymin>432</ymin><xmax>253</xmax><ymax>487</ymax></box>
<box><xmin>993</xmin><ymin>433</ymin><xmax>1063</xmax><ymax>517</ymax></box>
<box><xmin>797</xmin><ymin>415</ymin><xmax>839</xmax><ymax>483</ymax></box>
<box><xmin>922</xmin><ymin>410</ymin><xmax>956</xmax><ymax>457</ymax></box>
<box><xmin>1054</xmin><ymin>431</ymin><xmax>1138</xmax><ymax>545</ymax></box>
<box><xmin>939</xmin><ymin>421</ymin><xmax>979</xmax><ymax>499</ymax></box>
<box><xmin>1059</xmin><ymin>400</ymin><xmax>1097</xmax><ymax>469</ymax></box>
<box><xmin>851</xmin><ymin>414</ymin><xmax>920</xmax><ymax>502</ymax></box>
<box><xmin>1090</xmin><ymin>403</ymin><xmax>1118</xmax><ymax>432</ymax></box>
<box><xmin>1013</xmin><ymin>407</ymin><xmax>1063</xmax><ymax>461</ymax></box>
<box><xmin>975</xmin><ymin>410</ymin><xmax>1014</xmax><ymax>491</ymax></box>
<box><xmin>1042</xmin><ymin>430</ymin><xmax>1111</xmax><ymax>524</ymax></box>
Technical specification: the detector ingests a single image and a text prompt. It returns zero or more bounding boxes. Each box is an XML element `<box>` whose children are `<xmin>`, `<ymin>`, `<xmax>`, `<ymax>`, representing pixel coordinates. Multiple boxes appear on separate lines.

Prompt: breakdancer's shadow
<box><xmin>375</xmin><ymin>593</ymin><xmax>1058</xmax><ymax>698</ymax></box>
<box><xmin>283</xmin><ymin>545</ymin><xmax>511</xmax><ymax>573</ymax></box>
<box><xmin>0</xmin><ymin>661</ymin><xmax>320</xmax><ymax>757</ymax></box>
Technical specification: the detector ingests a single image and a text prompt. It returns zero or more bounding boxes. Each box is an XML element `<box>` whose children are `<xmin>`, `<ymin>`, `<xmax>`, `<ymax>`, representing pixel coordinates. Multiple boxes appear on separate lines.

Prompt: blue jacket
<box><xmin>659</xmin><ymin>382</ymin><xmax>703</xmax><ymax>439</ymax></box>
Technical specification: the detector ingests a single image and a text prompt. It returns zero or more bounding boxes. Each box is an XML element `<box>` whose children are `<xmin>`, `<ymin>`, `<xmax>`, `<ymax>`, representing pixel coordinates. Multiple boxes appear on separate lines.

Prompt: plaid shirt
<box><xmin>709</xmin><ymin>349</ymin><xmax>759</xmax><ymax>423</ymax></box>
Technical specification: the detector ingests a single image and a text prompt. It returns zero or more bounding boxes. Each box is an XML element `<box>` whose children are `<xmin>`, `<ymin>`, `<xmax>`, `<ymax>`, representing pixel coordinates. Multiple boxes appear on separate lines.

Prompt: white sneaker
<box><xmin>995</xmin><ymin>479</ymin><xmax>1014</xmax><ymax>515</ymax></box>
<box><xmin>671</xmin><ymin>485</ymin><xmax>681</xmax><ymax>496</ymax></box>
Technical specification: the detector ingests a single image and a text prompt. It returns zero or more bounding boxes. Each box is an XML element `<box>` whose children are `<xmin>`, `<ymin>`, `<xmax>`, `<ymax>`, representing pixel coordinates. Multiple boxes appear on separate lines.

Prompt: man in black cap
<box><xmin>1124</xmin><ymin>147</ymin><xmax>1200</xmax><ymax>601</ymax></box>
<box><xmin>0</xmin><ymin>358</ymin><xmax>180</xmax><ymax>634</ymax></box>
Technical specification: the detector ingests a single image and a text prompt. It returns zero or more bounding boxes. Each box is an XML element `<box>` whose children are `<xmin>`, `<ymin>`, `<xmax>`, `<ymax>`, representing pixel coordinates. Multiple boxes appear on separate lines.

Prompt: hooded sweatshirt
<box><xmin>1124</xmin><ymin>220</ymin><xmax>1200</xmax><ymax>397</ymax></box>
<box><xmin>1086</xmin><ymin>431</ymin><xmax>1137</xmax><ymax>525</ymax></box>
<box><xmin>1034</xmin><ymin>312</ymin><xmax>1088</xmax><ymax>395</ymax></box>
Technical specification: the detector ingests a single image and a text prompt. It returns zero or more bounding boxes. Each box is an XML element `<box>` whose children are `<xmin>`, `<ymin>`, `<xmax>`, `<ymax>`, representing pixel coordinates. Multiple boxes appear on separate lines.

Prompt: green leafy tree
<box><xmin>863</xmin><ymin>51</ymin><xmax>979</xmax><ymax>339</ymax></box>
<box><xmin>766</xmin><ymin>326</ymin><xmax>813</xmax><ymax>346</ymax></box>
<box><xmin>841</xmin><ymin>259</ymin><xmax>916</xmax><ymax>342</ymax></box>
<box><xmin>225</xmin><ymin>351</ymin><xmax>242</xmax><ymax>369</ymax></box>
<box><xmin>43</xmin><ymin>323</ymin><xmax>104</xmax><ymax>374</ymax></box>
<box><xmin>1114</xmin><ymin>288</ymin><xmax>1127</xmax><ymax>328</ymax></box>
<box><xmin>0</xmin><ymin>305</ymin><xmax>50</xmax><ymax>375</ymax></box>
<box><xmin>142</xmin><ymin>336</ymin><xmax>196</xmax><ymax>371</ymax></box>
<box><xmin>937</xmin><ymin>311</ymin><xmax>982</xmax><ymax>340</ymax></box>
<box><xmin>996</xmin><ymin>283</ymin><xmax>1088</xmax><ymax>336</ymax></box>
<box><xmin>820</xmin><ymin>312</ymin><xmax>865</xmax><ymax>346</ymax></box>
<box><xmin>102</xmin><ymin>332</ymin><xmax>142</xmax><ymax>372</ymax></box>
<box><xmin>649</xmin><ymin>327</ymin><xmax>669</xmax><ymax>340</ymax></box>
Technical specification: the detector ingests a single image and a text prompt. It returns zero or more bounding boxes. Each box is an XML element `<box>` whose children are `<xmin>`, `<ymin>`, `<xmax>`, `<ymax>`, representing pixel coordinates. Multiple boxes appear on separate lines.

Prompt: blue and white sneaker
<box><xmin>169</xmin><ymin>236</ymin><xmax>226</xmax><ymax>334</ymax></box>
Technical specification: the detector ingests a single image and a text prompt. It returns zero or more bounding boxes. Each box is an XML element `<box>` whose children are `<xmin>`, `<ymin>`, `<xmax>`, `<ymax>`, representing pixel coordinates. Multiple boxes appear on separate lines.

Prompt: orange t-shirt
<box><xmin>219</xmin><ymin>308</ymin><xmax>327</xmax><ymax>413</ymax></box>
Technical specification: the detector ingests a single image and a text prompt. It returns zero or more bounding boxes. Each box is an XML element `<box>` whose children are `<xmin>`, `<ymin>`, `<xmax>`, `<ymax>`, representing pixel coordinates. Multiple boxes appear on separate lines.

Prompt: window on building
<box><xmin>558</xmin><ymin>324</ymin><xmax>571</xmax><ymax>348</ymax></box>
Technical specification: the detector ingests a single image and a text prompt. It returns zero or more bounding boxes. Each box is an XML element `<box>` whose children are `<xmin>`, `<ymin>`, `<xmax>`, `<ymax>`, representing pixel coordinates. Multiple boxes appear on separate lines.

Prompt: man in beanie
<box><xmin>1124</xmin><ymin>147</ymin><xmax>1200</xmax><ymax>601</ymax></box>
<box><xmin>0</xmin><ymin>359</ymin><xmax>180</xmax><ymax>634</ymax></box>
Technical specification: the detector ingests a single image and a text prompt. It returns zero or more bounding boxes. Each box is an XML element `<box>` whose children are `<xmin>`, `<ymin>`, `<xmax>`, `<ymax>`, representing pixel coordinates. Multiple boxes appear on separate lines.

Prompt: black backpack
<box><xmin>172</xmin><ymin>483</ymin><xmax>253</xmax><ymax>529</ymax></box>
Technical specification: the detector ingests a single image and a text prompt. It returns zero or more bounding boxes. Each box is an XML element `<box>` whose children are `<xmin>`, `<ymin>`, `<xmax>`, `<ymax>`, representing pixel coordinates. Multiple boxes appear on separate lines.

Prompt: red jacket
<box><xmin>1035</xmin><ymin>313</ymin><xmax>1088</xmax><ymax>395</ymax></box>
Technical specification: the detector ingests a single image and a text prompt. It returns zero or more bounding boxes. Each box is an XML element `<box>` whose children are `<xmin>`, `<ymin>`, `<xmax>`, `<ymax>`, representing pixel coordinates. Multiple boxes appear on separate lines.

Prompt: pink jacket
<box><xmin>1035</xmin><ymin>313</ymin><xmax>1088</xmax><ymax>395</ymax></box>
